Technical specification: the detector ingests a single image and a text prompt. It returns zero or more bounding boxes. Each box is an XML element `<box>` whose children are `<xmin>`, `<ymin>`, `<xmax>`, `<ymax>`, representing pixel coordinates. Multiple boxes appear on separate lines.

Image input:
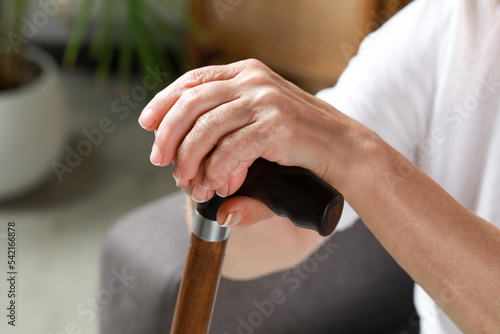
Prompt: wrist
<box><xmin>318</xmin><ymin>114</ymin><xmax>383</xmax><ymax>197</ymax></box>
<box><xmin>335</xmin><ymin>126</ymin><xmax>416</xmax><ymax>213</ymax></box>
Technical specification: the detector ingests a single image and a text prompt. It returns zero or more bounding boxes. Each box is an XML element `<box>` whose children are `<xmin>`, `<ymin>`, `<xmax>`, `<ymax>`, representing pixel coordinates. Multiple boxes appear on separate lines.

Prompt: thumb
<box><xmin>217</xmin><ymin>196</ymin><xmax>275</xmax><ymax>228</ymax></box>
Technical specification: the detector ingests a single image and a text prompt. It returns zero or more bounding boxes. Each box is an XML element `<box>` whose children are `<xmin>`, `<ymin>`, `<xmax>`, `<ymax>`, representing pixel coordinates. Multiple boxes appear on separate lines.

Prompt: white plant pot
<box><xmin>0</xmin><ymin>46</ymin><xmax>69</xmax><ymax>201</ymax></box>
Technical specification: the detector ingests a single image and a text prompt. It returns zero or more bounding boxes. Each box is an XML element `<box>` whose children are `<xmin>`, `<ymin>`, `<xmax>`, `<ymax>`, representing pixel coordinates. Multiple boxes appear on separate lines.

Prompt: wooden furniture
<box><xmin>189</xmin><ymin>0</ymin><xmax>411</xmax><ymax>93</ymax></box>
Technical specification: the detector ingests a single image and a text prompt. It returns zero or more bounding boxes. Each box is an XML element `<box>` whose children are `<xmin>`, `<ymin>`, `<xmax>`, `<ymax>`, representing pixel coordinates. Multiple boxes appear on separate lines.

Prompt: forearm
<box><xmin>340</xmin><ymin>132</ymin><xmax>500</xmax><ymax>333</ymax></box>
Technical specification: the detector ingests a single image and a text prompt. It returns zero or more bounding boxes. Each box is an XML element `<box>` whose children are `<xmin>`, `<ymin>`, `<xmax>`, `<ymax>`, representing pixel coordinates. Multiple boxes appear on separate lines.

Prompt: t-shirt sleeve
<box><xmin>316</xmin><ymin>0</ymin><xmax>451</xmax><ymax>231</ymax></box>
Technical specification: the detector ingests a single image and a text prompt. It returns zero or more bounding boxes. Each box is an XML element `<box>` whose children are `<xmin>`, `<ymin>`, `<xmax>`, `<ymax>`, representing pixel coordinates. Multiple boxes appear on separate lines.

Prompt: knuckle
<box><xmin>180</xmin><ymin>113</ymin><xmax>220</xmax><ymax>159</ymax></box>
<box><xmin>244</xmin><ymin>58</ymin><xmax>266</xmax><ymax>69</ymax></box>
<box><xmin>195</xmin><ymin>113</ymin><xmax>215</xmax><ymax>135</ymax></box>
<box><xmin>174</xmin><ymin>88</ymin><xmax>200</xmax><ymax>117</ymax></box>
<box><xmin>241</xmin><ymin>69</ymin><xmax>273</xmax><ymax>87</ymax></box>
<box><xmin>185</xmin><ymin>68</ymin><xmax>202</xmax><ymax>84</ymax></box>
<box><xmin>181</xmin><ymin>88</ymin><xmax>200</xmax><ymax>109</ymax></box>
<box><xmin>206</xmin><ymin>145</ymin><xmax>239</xmax><ymax>188</ymax></box>
<box><xmin>155</xmin><ymin>126</ymin><xmax>169</xmax><ymax>147</ymax></box>
<box><xmin>185</xmin><ymin>65</ymin><xmax>220</xmax><ymax>85</ymax></box>
<box><xmin>220</xmin><ymin>132</ymin><xmax>258</xmax><ymax>160</ymax></box>
<box><xmin>205</xmin><ymin>164</ymin><xmax>226</xmax><ymax>189</ymax></box>
<box><xmin>210</xmin><ymin>175</ymin><xmax>226</xmax><ymax>190</ymax></box>
<box><xmin>256</xmin><ymin>86</ymin><xmax>281</xmax><ymax>104</ymax></box>
<box><xmin>220</xmin><ymin>135</ymin><xmax>239</xmax><ymax>153</ymax></box>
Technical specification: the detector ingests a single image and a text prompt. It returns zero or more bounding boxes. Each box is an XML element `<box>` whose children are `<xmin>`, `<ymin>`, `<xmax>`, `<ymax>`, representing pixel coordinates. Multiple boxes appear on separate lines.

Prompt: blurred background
<box><xmin>0</xmin><ymin>0</ymin><xmax>410</xmax><ymax>333</ymax></box>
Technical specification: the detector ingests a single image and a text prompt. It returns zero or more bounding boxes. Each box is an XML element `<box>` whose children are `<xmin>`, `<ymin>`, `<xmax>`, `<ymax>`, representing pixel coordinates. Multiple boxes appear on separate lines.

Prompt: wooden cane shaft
<box><xmin>170</xmin><ymin>233</ymin><xmax>227</xmax><ymax>334</ymax></box>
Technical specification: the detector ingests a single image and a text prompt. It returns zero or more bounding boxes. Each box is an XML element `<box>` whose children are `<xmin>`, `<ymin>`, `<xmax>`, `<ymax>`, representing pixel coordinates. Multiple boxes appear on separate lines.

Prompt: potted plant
<box><xmin>0</xmin><ymin>0</ymin><xmax>69</xmax><ymax>201</ymax></box>
<box><xmin>0</xmin><ymin>0</ymin><xmax>194</xmax><ymax>201</ymax></box>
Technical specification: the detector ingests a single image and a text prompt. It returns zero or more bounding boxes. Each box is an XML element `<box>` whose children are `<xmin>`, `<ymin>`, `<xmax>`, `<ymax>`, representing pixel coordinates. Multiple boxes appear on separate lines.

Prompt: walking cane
<box><xmin>170</xmin><ymin>158</ymin><xmax>344</xmax><ymax>334</ymax></box>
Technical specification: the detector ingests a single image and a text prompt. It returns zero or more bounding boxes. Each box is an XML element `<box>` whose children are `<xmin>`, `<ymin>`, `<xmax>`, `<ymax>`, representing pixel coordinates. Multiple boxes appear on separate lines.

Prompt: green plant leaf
<box><xmin>88</xmin><ymin>0</ymin><xmax>118</xmax><ymax>82</ymax></box>
<box><xmin>118</xmin><ymin>1</ymin><xmax>133</xmax><ymax>82</ymax></box>
<box><xmin>62</xmin><ymin>0</ymin><xmax>96</xmax><ymax>69</ymax></box>
<box><xmin>62</xmin><ymin>0</ymin><xmax>194</xmax><ymax>90</ymax></box>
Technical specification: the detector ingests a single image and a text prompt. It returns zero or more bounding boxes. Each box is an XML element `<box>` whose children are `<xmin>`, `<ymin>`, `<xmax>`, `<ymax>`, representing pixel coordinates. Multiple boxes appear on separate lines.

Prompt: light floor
<box><xmin>0</xmin><ymin>67</ymin><xmax>178</xmax><ymax>334</ymax></box>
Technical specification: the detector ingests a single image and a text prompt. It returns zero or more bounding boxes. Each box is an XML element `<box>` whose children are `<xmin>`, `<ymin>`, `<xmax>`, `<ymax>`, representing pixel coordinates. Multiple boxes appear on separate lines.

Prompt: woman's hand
<box><xmin>139</xmin><ymin>59</ymin><xmax>359</xmax><ymax>213</ymax></box>
<box><xmin>140</xmin><ymin>59</ymin><xmax>357</xmax><ymax>279</ymax></box>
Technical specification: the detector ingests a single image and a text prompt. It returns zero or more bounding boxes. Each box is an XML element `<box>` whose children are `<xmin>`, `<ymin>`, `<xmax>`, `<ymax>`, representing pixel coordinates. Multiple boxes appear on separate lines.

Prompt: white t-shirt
<box><xmin>317</xmin><ymin>0</ymin><xmax>500</xmax><ymax>333</ymax></box>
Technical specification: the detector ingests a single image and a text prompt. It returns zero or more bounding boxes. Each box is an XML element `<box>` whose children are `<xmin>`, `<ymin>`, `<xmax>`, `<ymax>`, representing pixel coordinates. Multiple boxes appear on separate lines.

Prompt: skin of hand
<box><xmin>140</xmin><ymin>59</ymin><xmax>500</xmax><ymax>332</ymax></box>
<box><xmin>140</xmin><ymin>59</ymin><xmax>366</xmax><ymax>226</ymax></box>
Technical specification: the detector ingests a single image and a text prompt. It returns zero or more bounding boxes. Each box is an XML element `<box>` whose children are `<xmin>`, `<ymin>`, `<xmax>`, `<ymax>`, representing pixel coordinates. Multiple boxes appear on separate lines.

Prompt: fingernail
<box><xmin>216</xmin><ymin>184</ymin><xmax>229</xmax><ymax>198</ymax></box>
<box><xmin>150</xmin><ymin>144</ymin><xmax>162</xmax><ymax>166</ymax></box>
<box><xmin>139</xmin><ymin>108</ymin><xmax>156</xmax><ymax>128</ymax></box>
<box><xmin>221</xmin><ymin>211</ymin><xmax>241</xmax><ymax>227</ymax></box>
<box><xmin>216</xmin><ymin>191</ymin><xmax>227</xmax><ymax>198</ymax></box>
<box><xmin>191</xmin><ymin>183</ymin><xmax>208</xmax><ymax>203</ymax></box>
<box><xmin>203</xmin><ymin>178</ymin><xmax>211</xmax><ymax>190</ymax></box>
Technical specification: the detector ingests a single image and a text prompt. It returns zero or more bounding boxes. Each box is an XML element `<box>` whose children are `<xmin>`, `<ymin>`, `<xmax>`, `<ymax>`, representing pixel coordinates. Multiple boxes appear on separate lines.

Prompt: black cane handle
<box><xmin>196</xmin><ymin>158</ymin><xmax>344</xmax><ymax>236</ymax></box>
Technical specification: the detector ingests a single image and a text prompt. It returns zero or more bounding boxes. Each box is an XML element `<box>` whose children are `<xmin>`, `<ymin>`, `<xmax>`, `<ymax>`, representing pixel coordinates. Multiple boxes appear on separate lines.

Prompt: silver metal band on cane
<box><xmin>192</xmin><ymin>210</ymin><xmax>230</xmax><ymax>242</ymax></box>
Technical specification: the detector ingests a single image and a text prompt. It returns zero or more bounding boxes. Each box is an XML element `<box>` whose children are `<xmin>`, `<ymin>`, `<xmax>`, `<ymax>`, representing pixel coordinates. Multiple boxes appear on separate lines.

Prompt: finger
<box><xmin>175</xmin><ymin>174</ymin><xmax>193</xmax><ymax>196</ymax></box>
<box><xmin>173</xmin><ymin>159</ymin><xmax>195</xmax><ymax>196</ymax></box>
<box><xmin>139</xmin><ymin>59</ymin><xmax>262</xmax><ymax>131</ymax></box>
<box><xmin>174</xmin><ymin>98</ymin><xmax>254</xmax><ymax>181</ymax></box>
<box><xmin>213</xmin><ymin>159</ymin><xmax>251</xmax><ymax>198</ymax></box>
<box><xmin>216</xmin><ymin>196</ymin><xmax>275</xmax><ymax>228</ymax></box>
<box><xmin>177</xmin><ymin>157</ymin><xmax>246</xmax><ymax>203</ymax></box>
<box><xmin>204</xmin><ymin>122</ymin><xmax>271</xmax><ymax>191</ymax></box>
<box><xmin>177</xmin><ymin>181</ymin><xmax>192</xmax><ymax>196</ymax></box>
<box><xmin>189</xmin><ymin>157</ymin><xmax>215</xmax><ymax>203</ymax></box>
<box><xmin>151</xmin><ymin>80</ymin><xmax>239</xmax><ymax>167</ymax></box>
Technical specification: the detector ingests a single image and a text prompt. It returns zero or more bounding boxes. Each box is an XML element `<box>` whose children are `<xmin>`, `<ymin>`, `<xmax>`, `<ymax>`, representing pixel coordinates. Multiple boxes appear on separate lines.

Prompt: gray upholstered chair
<box><xmin>100</xmin><ymin>192</ymin><xmax>419</xmax><ymax>334</ymax></box>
